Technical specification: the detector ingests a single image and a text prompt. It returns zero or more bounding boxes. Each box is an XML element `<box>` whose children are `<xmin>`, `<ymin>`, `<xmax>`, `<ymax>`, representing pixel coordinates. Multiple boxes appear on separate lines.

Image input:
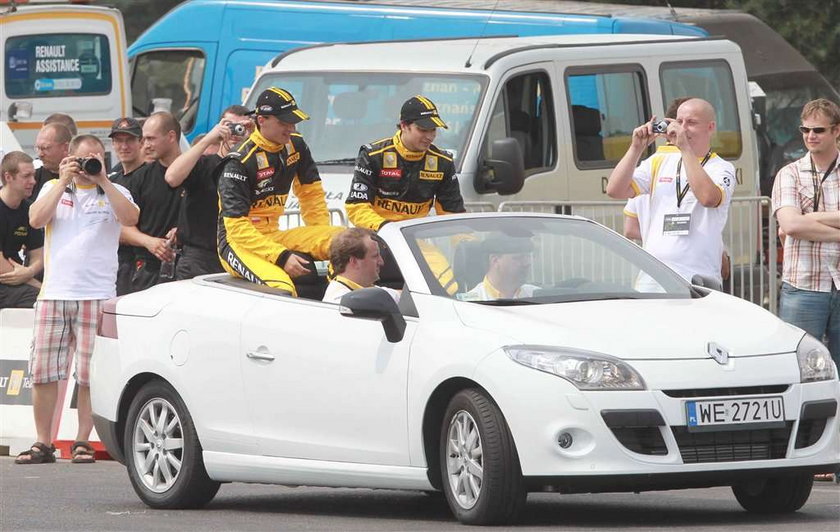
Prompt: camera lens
<box><xmin>81</xmin><ymin>158</ymin><xmax>102</xmax><ymax>175</ymax></box>
<box><xmin>230</xmin><ymin>123</ymin><xmax>246</xmax><ymax>136</ymax></box>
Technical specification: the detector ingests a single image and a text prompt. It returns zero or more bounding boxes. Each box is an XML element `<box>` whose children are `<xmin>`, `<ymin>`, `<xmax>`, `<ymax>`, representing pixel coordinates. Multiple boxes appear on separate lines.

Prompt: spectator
<box><xmin>217</xmin><ymin>87</ymin><xmax>342</xmax><ymax>296</ymax></box>
<box><xmin>43</xmin><ymin>113</ymin><xmax>78</xmax><ymax>137</ymax></box>
<box><xmin>16</xmin><ymin>135</ymin><xmax>138</xmax><ymax>465</ymax></box>
<box><xmin>120</xmin><ymin>112</ymin><xmax>183</xmax><ymax>292</ymax></box>
<box><xmin>463</xmin><ymin>236</ymin><xmax>537</xmax><ymax>300</ymax></box>
<box><xmin>165</xmin><ymin>105</ymin><xmax>252</xmax><ymax>280</ymax></box>
<box><xmin>107</xmin><ymin>117</ymin><xmax>146</xmax><ymax>295</ymax></box>
<box><xmin>0</xmin><ymin>151</ymin><xmax>43</xmax><ymax>309</ymax></box>
<box><xmin>323</xmin><ymin>227</ymin><xmax>400</xmax><ymax>303</ymax></box>
<box><xmin>606</xmin><ymin>98</ymin><xmax>735</xmax><ymax>287</ymax></box>
<box><xmin>33</xmin><ymin>123</ymin><xmax>71</xmax><ymax>198</ymax></box>
<box><xmin>772</xmin><ymin>98</ymin><xmax>840</xmax><ymax>374</ymax></box>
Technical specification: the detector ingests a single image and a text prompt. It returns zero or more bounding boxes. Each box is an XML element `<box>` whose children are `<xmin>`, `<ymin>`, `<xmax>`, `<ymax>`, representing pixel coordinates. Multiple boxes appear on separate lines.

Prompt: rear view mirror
<box><xmin>478</xmin><ymin>138</ymin><xmax>525</xmax><ymax>195</ymax></box>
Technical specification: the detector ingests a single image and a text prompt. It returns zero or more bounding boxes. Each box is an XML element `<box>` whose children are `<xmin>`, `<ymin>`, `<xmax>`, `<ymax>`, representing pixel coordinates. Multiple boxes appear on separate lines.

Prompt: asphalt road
<box><xmin>2</xmin><ymin>457</ymin><xmax>838</xmax><ymax>531</ymax></box>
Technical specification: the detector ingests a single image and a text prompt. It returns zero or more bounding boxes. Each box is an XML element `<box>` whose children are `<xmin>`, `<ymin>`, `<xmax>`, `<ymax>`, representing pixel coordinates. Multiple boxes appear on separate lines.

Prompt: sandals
<box><xmin>71</xmin><ymin>441</ymin><xmax>96</xmax><ymax>464</ymax></box>
<box><xmin>15</xmin><ymin>442</ymin><xmax>56</xmax><ymax>465</ymax></box>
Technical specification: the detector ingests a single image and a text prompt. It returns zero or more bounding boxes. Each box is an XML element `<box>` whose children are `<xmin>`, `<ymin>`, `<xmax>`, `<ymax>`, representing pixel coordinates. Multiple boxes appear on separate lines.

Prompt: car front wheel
<box><xmin>732</xmin><ymin>474</ymin><xmax>813</xmax><ymax>513</ymax></box>
<box><xmin>124</xmin><ymin>380</ymin><xmax>220</xmax><ymax>508</ymax></box>
<box><xmin>439</xmin><ymin>389</ymin><xmax>526</xmax><ymax>525</ymax></box>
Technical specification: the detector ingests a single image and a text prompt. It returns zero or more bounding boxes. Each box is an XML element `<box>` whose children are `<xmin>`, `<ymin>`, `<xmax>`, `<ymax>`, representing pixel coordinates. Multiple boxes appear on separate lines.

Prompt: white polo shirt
<box><xmin>631</xmin><ymin>145</ymin><xmax>735</xmax><ymax>283</ymax></box>
<box><xmin>37</xmin><ymin>179</ymin><xmax>135</xmax><ymax>300</ymax></box>
<box><xmin>623</xmin><ymin>194</ymin><xmax>652</xmax><ymax>244</ymax></box>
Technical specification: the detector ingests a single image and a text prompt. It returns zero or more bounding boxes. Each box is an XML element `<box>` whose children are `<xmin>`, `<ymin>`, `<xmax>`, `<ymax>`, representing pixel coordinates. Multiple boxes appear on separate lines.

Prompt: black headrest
<box><xmin>572</xmin><ymin>105</ymin><xmax>602</xmax><ymax>136</ymax></box>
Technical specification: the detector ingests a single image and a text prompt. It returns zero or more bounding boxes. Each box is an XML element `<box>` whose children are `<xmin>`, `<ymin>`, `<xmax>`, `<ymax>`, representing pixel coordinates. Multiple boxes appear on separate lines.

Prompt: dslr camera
<box><xmin>75</xmin><ymin>157</ymin><xmax>103</xmax><ymax>175</ymax></box>
<box><xmin>228</xmin><ymin>123</ymin><xmax>247</xmax><ymax>136</ymax></box>
<box><xmin>651</xmin><ymin>119</ymin><xmax>669</xmax><ymax>134</ymax></box>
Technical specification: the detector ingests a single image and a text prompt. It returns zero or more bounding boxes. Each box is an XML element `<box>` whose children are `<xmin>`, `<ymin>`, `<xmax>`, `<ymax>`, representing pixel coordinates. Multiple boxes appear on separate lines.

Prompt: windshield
<box><xmin>401</xmin><ymin>216</ymin><xmax>694</xmax><ymax>304</ymax></box>
<box><xmin>248</xmin><ymin>72</ymin><xmax>486</xmax><ymax>165</ymax></box>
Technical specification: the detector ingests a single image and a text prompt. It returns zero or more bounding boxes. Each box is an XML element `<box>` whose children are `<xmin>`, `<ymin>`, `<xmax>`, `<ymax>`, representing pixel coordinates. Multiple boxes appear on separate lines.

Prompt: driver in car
<box><xmin>462</xmin><ymin>236</ymin><xmax>538</xmax><ymax>300</ymax></box>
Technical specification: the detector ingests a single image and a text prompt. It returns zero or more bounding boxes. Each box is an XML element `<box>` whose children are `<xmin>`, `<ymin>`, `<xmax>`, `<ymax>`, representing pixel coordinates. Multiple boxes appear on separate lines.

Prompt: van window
<box><xmin>660</xmin><ymin>61</ymin><xmax>741</xmax><ymax>158</ymax></box>
<box><xmin>5</xmin><ymin>34</ymin><xmax>111</xmax><ymax>98</ymax></box>
<box><xmin>481</xmin><ymin>71</ymin><xmax>556</xmax><ymax>176</ymax></box>
<box><xmin>132</xmin><ymin>49</ymin><xmax>205</xmax><ymax>133</ymax></box>
<box><xmin>565</xmin><ymin>66</ymin><xmax>649</xmax><ymax>168</ymax></box>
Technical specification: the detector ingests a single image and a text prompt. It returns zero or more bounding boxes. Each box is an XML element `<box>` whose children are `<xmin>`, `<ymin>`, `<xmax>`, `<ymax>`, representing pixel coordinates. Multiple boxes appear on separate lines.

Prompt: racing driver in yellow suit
<box><xmin>217</xmin><ymin>87</ymin><xmax>342</xmax><ymax>296</ymax></box>
<box><xmin>346</xmin><ymin>95</ymin><xmax>465</xmax><ymax>293</ymax></box>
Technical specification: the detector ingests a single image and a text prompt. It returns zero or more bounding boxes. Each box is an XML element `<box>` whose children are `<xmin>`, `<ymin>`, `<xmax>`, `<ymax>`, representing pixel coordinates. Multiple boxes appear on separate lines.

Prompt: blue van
<box><xmin>127</xmin><ymin>0</ymin><xmax>704</xmax><ymax>141</ymax></box>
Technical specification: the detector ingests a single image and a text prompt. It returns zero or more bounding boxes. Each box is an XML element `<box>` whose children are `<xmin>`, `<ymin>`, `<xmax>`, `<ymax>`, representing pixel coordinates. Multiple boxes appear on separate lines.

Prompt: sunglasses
<box><xmin>799</xmin><ymin>126</ymin><xmax>831</xmax><ymax>134</ymax></box>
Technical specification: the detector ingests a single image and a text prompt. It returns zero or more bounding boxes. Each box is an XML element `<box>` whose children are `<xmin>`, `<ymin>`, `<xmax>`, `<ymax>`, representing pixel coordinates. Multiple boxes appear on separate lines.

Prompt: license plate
<box><xmin>686</xmin><ymin>396</ymin><xmax>785</xmax><ymax>432</ymax></box>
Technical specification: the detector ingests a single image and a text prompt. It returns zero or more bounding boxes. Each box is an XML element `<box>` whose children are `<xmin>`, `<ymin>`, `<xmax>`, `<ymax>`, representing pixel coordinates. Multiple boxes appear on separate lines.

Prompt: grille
<box><xmin>672</xmin><ymin>423</ymin><xmax>792</xmax><ymax>463</ymax></box>
<box><xmin>609</xmin><ymin>427</ymin><xmax>668</xmax><ymax>455</ymax></box>
<box><xmin>663</xmin><ymin>385</ymin><xmax>789</xmax><ymax>398</ymax></box>
<box><xmin>795</xmin><ymin>418</ymin><xmax>827</xmax><ymax>449</ymax></box>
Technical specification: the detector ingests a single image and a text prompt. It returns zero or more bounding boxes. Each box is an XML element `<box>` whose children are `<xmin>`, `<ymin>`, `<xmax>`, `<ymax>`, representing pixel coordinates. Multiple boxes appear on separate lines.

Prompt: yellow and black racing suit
<box><xmin>346</xmin><ymin>131</ymin><xmax>465</xmax><ymax>293</ymax></box>
<box><xmin>217</xmin><ymin>129</ymin><xmax>342</xmax><ymax>296</ymax></box>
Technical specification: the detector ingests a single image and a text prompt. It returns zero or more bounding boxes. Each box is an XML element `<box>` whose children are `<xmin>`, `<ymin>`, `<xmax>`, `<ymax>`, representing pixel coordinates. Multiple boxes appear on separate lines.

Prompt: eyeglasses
<box><xmin>799</xmin><ymin>126</ymin><xmax>830</xmax><ymax>134</ymax></box>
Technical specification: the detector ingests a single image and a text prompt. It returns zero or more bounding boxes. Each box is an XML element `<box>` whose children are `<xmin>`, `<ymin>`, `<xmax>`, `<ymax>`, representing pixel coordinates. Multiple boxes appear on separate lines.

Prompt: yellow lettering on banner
<box><xmin>419</xmin><ymin>171</ymin><xmax>444</xmax><ymax>181</ymax></box>
<box><xmin>7</xmin><ymin>370</ymin><xmax>24</xmax><ymax>396</ymax></box>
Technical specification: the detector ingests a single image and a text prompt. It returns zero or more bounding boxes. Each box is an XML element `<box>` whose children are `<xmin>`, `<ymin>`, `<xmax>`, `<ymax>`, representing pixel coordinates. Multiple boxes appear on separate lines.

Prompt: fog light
<box><xmin>557</xmin><ymin>432</ymin><xmax>573</xmax><ymax>449</ymax></box>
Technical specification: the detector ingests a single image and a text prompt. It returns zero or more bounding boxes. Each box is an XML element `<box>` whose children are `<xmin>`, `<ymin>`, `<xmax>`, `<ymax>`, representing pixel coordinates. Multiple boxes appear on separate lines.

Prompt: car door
<box><xmin>240</xmin><ymin>296</ymin><xmax>416</xmax><ymax>465</ymax></box>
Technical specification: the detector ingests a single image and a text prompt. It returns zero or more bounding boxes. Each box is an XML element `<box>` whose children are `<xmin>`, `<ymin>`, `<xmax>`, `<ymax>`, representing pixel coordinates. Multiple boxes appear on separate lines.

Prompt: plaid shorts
<box><xmin>29</xmin><ymin>300</ymin><xmax>104</xmax><ymax>386</ymax></box>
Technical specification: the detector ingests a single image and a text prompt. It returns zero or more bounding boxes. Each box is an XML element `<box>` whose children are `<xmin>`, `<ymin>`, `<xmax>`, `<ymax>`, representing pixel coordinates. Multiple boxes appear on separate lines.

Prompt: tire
<box><xmin>124</xmin><ymin>380</ymin><xmax>220</xmax><ymax>509</ymax></box>
<box><xmin>732</xmin><ymin>473</ymin><xmax>813</xmax><ymax>514</ymax></box>
<box><xmin>439</xmin><ymin>389</ymin><xmax>526</xmax><ymax>525</ymax></box>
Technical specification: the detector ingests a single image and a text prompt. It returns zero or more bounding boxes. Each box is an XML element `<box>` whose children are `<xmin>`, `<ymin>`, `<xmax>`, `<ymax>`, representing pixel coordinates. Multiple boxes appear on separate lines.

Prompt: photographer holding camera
<box><xmin>165</xmin><ymin>105</ymin><xmax>253</xmax><ymax>279</ymax></box>
<box><xmin>17</xmin><ymin>135</ymin><xmax>138</xmax><ymax>465</ymax></box>
<box><xmin>607</xmin><ymin>98</ymin><xmax>735</xmax><ymax>287</ymax></box>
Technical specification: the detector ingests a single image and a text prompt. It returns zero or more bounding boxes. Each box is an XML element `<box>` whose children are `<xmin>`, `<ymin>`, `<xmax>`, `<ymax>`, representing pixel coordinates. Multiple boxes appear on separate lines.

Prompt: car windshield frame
<box><xmin>246</xmin><ymin>71</ymin><xmax>488</xmax><ymax>169</ymax></box>
<box><xmin>399</xmin><ymin>215</ymin><xmax>695</xmax><ymax>304</ymax></box>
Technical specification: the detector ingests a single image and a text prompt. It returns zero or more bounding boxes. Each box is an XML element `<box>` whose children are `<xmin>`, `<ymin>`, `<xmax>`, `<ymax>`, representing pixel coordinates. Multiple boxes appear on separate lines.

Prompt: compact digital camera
<box><xmin>229</xmin><ymin>123</ymin><xmax>247</xmax><ymax>136</ymax></box>
<box><xmin>652</xmin><ymin>119</ymin><xmax>669</xmax><ymax>134</ymax></box>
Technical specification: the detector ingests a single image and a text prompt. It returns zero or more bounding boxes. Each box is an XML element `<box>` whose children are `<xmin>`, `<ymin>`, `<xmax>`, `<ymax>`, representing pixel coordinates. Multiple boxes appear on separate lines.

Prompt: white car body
<box><xmin>90</xmin><ymin>213</ymin><xmax>839</xmax><ymax>523</ymax></box>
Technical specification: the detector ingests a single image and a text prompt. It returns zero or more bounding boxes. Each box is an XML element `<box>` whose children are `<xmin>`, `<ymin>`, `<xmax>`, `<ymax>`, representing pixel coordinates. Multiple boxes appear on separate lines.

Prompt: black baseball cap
<box><xmin>108</xmin><ymin>117</ymin><xmax>142</xmax><ymax>138</ymax></box>
<box><xmin>400</xmin><ymin>95</ymin><xmax>448</xmax><ymax>129</ymax></box>
<box><xmin>249</xmin><ymin>87</ymin><xmax>310</xmax><ymax>124</ymax></box>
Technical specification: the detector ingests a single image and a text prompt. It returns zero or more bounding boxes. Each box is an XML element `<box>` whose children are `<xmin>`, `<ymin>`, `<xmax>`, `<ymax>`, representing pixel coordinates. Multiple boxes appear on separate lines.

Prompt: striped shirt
<box><xmin>771</xmin><ymin>153</ymin><xmax>840</xmax><ymax>291</ymax></box>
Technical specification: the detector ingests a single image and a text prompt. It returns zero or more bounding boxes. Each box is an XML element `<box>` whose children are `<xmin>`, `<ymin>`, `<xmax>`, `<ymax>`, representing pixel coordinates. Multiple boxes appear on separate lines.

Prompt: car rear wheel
<box><xmin>439</xmin><ymin>389</ymin><xmax>526</xmax><ymax>525</ymax></box>
<box><xmin>732</xmin><ymin>473</ymin><xmax>813</xmax><ymax>513</ymax></box>
<box><xmin>124</xmin><ymin>380</ymin><xmax>220</xmax><ymax>508</ymax></box>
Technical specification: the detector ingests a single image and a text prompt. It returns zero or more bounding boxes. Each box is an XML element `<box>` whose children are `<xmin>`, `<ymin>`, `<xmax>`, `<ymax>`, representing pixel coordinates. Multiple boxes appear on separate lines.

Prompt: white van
<box><xmin>247</xmin><ymin>34</ymin><xmax>770</xmax><ymax>305</ymax></box>
<box><xmin>0</xmin><ymin>3</ymin><xmax>130</xmax><ymax>153</ymax></box>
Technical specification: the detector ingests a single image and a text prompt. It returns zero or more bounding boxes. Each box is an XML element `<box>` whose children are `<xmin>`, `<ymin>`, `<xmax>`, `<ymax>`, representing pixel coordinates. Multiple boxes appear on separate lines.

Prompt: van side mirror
<box><xmin>478</xmin><ymin>137</ymin><xmax>525</xmax><ymax>195</ymax></box>
<box><xmin>339</xmin><ymin>287</ymin><xmax>406</xmax><ymax>343</ymax></box>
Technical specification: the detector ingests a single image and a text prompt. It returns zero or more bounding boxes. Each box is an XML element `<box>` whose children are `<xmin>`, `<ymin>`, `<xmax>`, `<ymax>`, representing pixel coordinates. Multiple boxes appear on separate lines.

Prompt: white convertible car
<box><xmin>91</xmin><ymin>213</ymin><xmax>839</xmax><ymax>525</ymax></box>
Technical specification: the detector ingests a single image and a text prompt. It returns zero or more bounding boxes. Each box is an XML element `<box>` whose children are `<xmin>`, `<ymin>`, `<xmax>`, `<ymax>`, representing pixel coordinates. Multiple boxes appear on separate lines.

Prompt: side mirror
<box><xmin>691</xmin><ymin>274</ymin><xmax>722</xmax><ymax>292</ymax></box>
<box><xmin>339</xmin><ymin>287</ymin><xmax>406</xmax><ymax>343</ymax></box>
<box><xmin>478</xmin><ymin>137</ymin><xmax>525</xmax><ymax>195</ymax></box>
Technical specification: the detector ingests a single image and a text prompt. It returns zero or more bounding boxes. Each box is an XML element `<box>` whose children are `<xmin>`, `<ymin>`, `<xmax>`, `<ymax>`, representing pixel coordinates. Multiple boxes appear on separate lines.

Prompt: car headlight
<box><xmin>504</xmin><ymin>345</ymin><xmax>646</xmax><ymax>390</ymax></box>
<box><xmin>797</xmin><ymin>334</ymin><xmax>836</xmax><ymax>382</ymax></box>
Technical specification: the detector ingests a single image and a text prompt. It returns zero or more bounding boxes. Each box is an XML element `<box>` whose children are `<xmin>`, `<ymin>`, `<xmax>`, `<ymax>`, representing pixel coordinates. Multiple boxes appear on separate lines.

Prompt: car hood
<box><xmin>454</xmin><ymin>291</ymin><xmax>802</xmax><ymax>360</ymax></box>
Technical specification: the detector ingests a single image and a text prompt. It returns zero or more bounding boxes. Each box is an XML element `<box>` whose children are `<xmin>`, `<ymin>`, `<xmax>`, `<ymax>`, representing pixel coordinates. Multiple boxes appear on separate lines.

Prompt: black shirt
<box><xmin>0</xmin><ymin>197</ymin><xmax>43</xmax><ymax>265</ymax></box>
<box><xmin>33</xmin><ymin>166</ymin><xmax>58</xmax><ymax>200</ymax></box>
<box><xmin>109</xmin><ymin>162</ymin><xmax>146</xmax><ymax>263</ymax></box>
<box><xmin>176</xmin><ymin>154</ymin><xmax>222</xmax><ymax>251</ymax></box>
<box><xmin>126</xmin><ymin>160</ymin><xmax>182</xmax><ymax>261</ymax></box>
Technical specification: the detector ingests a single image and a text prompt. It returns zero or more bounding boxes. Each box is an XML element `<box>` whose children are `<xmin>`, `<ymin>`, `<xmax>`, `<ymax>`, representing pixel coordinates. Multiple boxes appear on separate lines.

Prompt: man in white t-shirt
<box><xmin>15</xmin><ymin>135</ymin><xmax>138</xmax><ymax>466</ymax></box>
<box><xmin>463</xmin><ymin>236</ymin><xmax>538</xmax><ymax>301</ymax></box>
<box><xmin>607</xmin><ymin>98</ymin><xmax>735</xmax><ymax>285</ymax></box>
<box><xmin>323</xmin><ymin>227</ymin><xmax>400</xmax><ymax>304</ymax></box>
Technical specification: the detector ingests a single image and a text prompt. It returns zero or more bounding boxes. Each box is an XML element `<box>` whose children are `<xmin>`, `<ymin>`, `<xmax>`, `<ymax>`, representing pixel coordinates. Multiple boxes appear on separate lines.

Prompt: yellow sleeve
<box><xmin>293</xmin><ymin>178</ymin><xmax>331</xmax><ymax>226</ymax></box>
<box><xmin>347</xmin><ymin>202</ymin><xmax>389</xmax><ymax>230</ymax></box>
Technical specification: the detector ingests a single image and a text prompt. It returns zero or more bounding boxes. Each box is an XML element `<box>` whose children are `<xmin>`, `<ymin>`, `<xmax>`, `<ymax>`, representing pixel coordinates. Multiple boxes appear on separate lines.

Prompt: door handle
<box><xmin>246</xmin><ymin>351</ymin><xmax>275</xmax><ymax>361</ymax></box>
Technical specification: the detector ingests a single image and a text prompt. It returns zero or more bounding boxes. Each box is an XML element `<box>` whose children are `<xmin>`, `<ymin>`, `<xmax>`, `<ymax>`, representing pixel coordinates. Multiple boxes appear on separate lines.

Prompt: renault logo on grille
<box><xmin>707</xmin><ymin>342</ymin><xmax>730</xmax><ymax>365</ymax></box>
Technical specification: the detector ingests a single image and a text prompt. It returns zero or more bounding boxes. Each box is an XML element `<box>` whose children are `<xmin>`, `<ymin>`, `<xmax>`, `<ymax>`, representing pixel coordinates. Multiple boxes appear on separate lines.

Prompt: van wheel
<box><xmin>439</xmin><ymin>389</ymin><xmax>526</xmax><ymax>525</ymax></box>
<box><xmin>732</xmin><ymin>474</ymin><xmax>813</xmax><ymax>513</ymax></box>
<box><xmin>124</xmin><ymin>380</ymin><xmax>220</xmax><ymax>508</ymax></box>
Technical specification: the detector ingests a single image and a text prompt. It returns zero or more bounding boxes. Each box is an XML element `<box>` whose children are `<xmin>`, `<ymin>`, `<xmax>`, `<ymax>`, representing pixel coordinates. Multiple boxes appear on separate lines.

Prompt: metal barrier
<box><xmin>498</xmin><ymin>197</ymin><xmax>778</xmax><ymax>313</ymax></box>
<box><xmin>280</xmin><ymin>208</ymin><xmax>348</xmax><ymax>230</ymax></box>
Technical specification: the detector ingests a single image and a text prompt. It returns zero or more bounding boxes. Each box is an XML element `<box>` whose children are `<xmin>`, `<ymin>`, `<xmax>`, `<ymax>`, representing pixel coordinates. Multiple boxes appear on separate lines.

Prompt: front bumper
<box><xmin>475</xmin><ymin>353</ymin><xmax>840</xmax><ymax>480</ymax></box>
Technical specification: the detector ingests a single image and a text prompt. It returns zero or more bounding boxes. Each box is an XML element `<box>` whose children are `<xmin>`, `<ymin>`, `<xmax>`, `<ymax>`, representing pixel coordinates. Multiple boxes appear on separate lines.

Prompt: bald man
<box><xmin>606</xmin><ymin>98</ymin><xmax>735</xmax><ymax>287</ymax></box>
